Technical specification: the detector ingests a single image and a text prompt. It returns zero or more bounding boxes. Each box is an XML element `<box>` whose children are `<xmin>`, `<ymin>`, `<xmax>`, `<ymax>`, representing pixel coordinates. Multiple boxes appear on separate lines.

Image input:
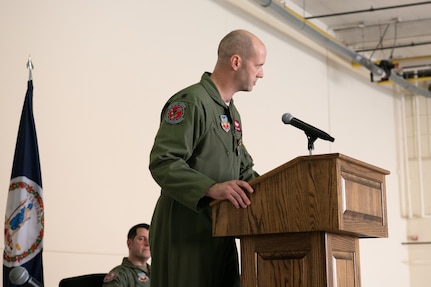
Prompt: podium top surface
<box><xmin>249</xmin><ymin>153</ymin><xmax>389</xmax><ymax>186</ymax></box>
<box><xmin>212</xmin><ymin>153</ymin><xmax>389</xmax><ymax>238</ymax></box>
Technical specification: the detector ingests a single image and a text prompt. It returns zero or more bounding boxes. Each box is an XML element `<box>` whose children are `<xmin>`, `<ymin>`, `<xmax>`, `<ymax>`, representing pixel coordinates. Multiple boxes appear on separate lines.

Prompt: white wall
<box><xmin>0</xmin><ymin>0</ymin><xmax>409</xmax><ymax>287</ymax></box>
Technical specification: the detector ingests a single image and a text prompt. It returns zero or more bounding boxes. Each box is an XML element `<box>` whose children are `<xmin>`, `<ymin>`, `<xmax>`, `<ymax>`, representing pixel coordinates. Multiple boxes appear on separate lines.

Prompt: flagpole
<box><xmin>26</xmin><ymin>55</ymin><xmax>33</xmax><ymax>81</ymax></box>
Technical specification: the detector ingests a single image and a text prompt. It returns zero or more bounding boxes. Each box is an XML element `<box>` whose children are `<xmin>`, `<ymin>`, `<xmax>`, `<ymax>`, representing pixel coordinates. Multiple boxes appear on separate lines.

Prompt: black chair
<box><xmin>59</xmin><ymin>273</ymin><xmax>106</xmax><ymax>287</ymax></box>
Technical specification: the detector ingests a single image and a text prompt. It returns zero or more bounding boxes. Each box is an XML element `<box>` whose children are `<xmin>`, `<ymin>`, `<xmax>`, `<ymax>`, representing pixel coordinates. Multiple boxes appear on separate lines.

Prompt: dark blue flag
<box><xmin>3</xmin><ymin>80</ymin><xmax>44</xmax><ymax>287</ymax></box>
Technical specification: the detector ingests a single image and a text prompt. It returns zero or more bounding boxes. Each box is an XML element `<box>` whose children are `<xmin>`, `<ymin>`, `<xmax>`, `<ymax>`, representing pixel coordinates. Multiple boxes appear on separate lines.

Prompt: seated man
<box><xmin>103</xmin><ymin>223</ymin><xmax>151</xmax><ymax>287</ymax></box>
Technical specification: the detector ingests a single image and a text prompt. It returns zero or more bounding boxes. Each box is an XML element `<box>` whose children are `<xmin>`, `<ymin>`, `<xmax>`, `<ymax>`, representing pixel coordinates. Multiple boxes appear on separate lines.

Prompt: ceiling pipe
<box><xmin>355</xmin><ymin>40</ymin><xmax>431</xmax><ymax>53</ymax></box>
<box><xmin>253</xmin><ymin>0</ymin><xmax>431</xmax><ymax>97</ymax></box>
<box><xmin>304</xmin><ymin>1</ymin><xmax>431</xmax><ymax>20</ymax></box>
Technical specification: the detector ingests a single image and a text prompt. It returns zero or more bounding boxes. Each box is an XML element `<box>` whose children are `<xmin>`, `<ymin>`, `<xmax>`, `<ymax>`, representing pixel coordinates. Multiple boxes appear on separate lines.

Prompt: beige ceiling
<box><xmin>287</xmin><ymin>0</ymin><xmax>431</xmax><ymax>68</ymax></box>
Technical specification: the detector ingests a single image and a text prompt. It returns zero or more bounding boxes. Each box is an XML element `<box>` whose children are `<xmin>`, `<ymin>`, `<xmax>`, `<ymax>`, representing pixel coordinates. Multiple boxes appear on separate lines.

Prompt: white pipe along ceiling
<box><xmin>251</xmin><ymin>0</ymin><xmax>431</xmax><ymax>97</ymax></box>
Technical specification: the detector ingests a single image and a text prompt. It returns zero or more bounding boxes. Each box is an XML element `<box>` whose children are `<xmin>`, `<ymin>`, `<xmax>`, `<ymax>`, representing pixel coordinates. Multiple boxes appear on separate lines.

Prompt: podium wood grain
<box><xmin>212</xmin><ymin>153</ymin><xmax>389</xmax><ymax>287</ymax></box>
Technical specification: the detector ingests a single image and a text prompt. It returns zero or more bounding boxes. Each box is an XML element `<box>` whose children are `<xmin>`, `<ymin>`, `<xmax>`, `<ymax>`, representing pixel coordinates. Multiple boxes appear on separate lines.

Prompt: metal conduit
<box><xmin>305</xmin><ymin>1</ymin><xmax>431</xmax><ymax>20</ymax></box>
<box><xmin>356</xmin><ymin>40</ymin><xmax>431</xmax><ymax>53</ymax></box>
<box><xmin>254</xmin><ymin>0</ymin><xmax>431</xmax><ymax>97</ymax></box>
<box><xmin>257</xmin><ymin>0</ymin><xmax>384</xmax><ymax>75</ymax></box>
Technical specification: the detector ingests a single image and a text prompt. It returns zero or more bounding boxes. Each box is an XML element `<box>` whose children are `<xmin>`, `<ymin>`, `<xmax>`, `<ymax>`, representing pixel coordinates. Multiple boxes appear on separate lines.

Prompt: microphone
<box><xmin>282</xmin><ymin>113</ymin><xmax>335</xmax><ymax>142</ymax></box>
<box><xmin>9</xmin><ymin>266</ymin><xmax>43</xmax><ymax>287</ymax></box>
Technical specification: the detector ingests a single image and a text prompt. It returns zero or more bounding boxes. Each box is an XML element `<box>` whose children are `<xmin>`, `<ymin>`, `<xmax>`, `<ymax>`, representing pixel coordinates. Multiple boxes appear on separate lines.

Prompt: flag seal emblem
<box><xmin>3</xmin><ymin>176</ymin><xmax>44</xmax><ymax>266</ymax></box>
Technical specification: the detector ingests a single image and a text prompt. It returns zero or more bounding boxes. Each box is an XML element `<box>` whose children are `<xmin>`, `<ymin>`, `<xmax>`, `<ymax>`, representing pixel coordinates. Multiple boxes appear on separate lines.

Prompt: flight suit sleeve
<box><xmin>103</xmin><ymin>270</ymin><xmax>127</xmax><ymax>287</ymax></box>
<box><xmin>239</xmin><ymin>143</ymin><xmax>259</xmax><ymax>181</ymax></box>
<box><xmin>149</xmin><ymin>100</ymin><xmax>216</xmax><ymax>212</ymax></box>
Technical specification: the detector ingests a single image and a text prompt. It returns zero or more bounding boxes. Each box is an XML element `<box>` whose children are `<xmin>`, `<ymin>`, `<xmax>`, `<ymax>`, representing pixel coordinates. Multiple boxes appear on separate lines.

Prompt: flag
<box><xmin>3</xmin><ymin>80</ymin><xmax>44</xmax><ymax>287</ymax></box>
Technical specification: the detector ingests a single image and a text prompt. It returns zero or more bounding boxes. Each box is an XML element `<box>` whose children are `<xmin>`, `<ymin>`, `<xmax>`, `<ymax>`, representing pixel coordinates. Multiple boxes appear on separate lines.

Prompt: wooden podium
<box><xmin>212</xmin><ymin>153</ymin><xmax>389</xmax><ymax>287</ymax></box>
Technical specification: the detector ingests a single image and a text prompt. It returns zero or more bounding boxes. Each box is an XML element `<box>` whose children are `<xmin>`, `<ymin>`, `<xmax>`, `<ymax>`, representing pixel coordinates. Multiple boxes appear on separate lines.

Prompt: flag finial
<box><xmin>27</xmin><ymin>55</ymin><xmax>34</xmax><ymax>81</ymax></box>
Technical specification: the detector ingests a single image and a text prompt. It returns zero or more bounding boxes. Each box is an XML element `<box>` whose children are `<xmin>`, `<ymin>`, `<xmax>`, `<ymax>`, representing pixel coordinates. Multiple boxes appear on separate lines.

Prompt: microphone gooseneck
<box><xmin>281</xmin><ymin>113</ymin><xmax>334</xmax><ymax>142</ymax></box>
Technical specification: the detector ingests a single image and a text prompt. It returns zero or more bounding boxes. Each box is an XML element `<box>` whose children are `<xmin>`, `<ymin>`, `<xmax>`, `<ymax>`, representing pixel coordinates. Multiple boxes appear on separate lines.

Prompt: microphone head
<box><xmin>282</xmin><ymin>113</ymin><xmax>293</xmax><ymax>124</ymax></box>
<box><xmin>9</xmin><ymin>266</ymin><xmax>30</xmax><ymax>285</ymax></box>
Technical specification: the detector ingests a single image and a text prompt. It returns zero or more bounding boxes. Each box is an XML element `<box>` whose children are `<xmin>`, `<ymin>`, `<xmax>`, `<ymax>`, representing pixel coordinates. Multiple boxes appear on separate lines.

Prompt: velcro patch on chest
<box><xmin>220</xmin><ymin>115</ymin><xmax>230</xmax><ymax>132</ymax></box>
<box><xmin>137</xmin><ymin>271</ymin><xmax>150</xmax><ymax>282</ymax></box>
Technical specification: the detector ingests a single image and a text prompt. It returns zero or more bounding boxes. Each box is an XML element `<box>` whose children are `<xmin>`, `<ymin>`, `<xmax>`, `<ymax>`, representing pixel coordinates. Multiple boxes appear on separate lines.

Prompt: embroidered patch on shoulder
<box><xmin>104</xmin><ymin>271</ymin><xmax>118</xmax><ymax>282</ymax></box>
<box><xmin>166</xmin><ymin>102</ymin><xmax>186</xmax><ymax>124</ymax></box>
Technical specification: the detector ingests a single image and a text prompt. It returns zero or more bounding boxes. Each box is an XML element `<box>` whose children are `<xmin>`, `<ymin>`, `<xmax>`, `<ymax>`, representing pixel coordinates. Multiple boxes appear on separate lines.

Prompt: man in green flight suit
<box><xmin>149</xmin><ymin>29</ymin><xmax>267</xmax><ymax>287</ymax></box>
<box><xmin>103</xmin><ymin>223</ymin><xmax>151</xmax><ymax>287</ymax></box>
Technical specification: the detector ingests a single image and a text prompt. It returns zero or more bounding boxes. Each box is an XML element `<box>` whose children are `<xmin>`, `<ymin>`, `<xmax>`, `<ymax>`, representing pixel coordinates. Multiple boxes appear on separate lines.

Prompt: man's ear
<box><xmin>127</xmin><ymin>238</ymin><xmax>132</xmax><ymax>249</ymax></box>
<box><xmin>231</xmin><ymin>55</ymin><xmax>241</xmax><ymax>70</ymax></box>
